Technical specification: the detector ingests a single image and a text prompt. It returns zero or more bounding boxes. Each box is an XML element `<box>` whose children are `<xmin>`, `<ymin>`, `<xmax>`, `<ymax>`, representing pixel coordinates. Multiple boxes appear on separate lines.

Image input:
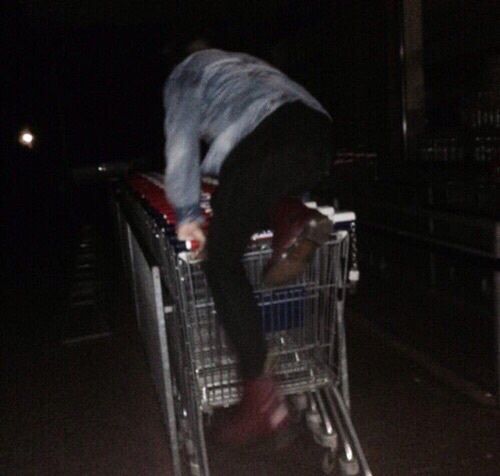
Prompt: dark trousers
<box><xmin>204</xmin><ymin>102</ymin><xmax>333</xmax><ymax>379</ymax></box>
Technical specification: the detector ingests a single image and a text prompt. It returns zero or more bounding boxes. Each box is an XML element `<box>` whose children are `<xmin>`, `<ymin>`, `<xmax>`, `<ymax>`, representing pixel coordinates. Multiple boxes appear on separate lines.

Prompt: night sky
<box><xmin>5</xmin><ymin>1</ymin><xmax>392</xmax><ymax>168</ymax></box>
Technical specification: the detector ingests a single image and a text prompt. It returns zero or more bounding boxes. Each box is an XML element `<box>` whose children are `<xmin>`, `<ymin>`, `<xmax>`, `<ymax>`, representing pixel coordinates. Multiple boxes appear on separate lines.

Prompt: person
<box><xmin>163</xmin><ymin>48</ymin><xmax>333</xmax><ymax>444</ymax></box>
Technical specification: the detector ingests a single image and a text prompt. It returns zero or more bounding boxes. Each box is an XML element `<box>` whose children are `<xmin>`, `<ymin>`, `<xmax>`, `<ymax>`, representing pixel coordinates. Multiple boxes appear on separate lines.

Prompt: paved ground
<box><xmin>3</xmin><ymin>240</ymin><xmax>499</xmax><ymax>476</ymax></box>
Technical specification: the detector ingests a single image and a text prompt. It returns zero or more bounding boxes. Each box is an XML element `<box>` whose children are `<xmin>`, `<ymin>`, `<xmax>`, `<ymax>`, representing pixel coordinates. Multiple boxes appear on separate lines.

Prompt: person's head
<box><xmin>185</xmin><ymin>38</ymin><xmax>211</xmax><ymax>55</ymax></box>
<box><xmin>163</xmin><ymin>37</ymin><xmax>212</xmax><ymax>71</ymax></box>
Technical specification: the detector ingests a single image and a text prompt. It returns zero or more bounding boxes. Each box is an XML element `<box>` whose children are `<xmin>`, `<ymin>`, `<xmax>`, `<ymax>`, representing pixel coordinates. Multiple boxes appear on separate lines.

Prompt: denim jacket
<box><xmin>163</xmin><ymin>49</ymin><xmax>330</xmax><ymax>224</ymax></box>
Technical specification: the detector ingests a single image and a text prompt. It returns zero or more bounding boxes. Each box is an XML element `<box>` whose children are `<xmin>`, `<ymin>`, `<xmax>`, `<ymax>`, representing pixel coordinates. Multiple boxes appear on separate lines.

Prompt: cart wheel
<box><xmin>189</xmin><ymin>460</ymin><xmax>201</xmax><ymax>476</ymax></box>
<box><xmin>339</xmin><ymin>456</ymin><xmax>360</xmax><ymax>476</ymax></box>
<box><xmin>306</xmin><ymin>409</ymin><xmax>322</xmax><ymax>433</ymax></box>
<box><xmin>185</xmin><ymin>438</ymin><xmax>195</xmax><ymax>457</ymax></box>
<box><xmin>321</xmin><ymin>450</ymin><xmax>337</xmax><ymax>475</ymax></box>
<box><xmin>290</xmin><ymin>393</ymin><xmax>308</xmax><ymax>411</ymax></box>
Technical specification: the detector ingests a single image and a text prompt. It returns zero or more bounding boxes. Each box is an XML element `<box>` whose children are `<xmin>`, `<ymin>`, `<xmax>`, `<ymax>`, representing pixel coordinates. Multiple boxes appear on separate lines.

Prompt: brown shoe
<box><xmin>263</xmin><ymin>198</ymin><xmax>332</xmax><ymax>287</ymax></box>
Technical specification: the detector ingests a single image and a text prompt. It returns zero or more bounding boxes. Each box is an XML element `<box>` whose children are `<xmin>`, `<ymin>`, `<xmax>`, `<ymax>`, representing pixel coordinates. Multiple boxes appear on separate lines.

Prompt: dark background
<box><xmin>3</xmin><ymin>0</ymin><xmax>499</xmax><ymax>393</ymax></box>
<box><xmin>4</xmin><ymin>1</ymin><xmax>395</xmax><ymax>167</ymax></box>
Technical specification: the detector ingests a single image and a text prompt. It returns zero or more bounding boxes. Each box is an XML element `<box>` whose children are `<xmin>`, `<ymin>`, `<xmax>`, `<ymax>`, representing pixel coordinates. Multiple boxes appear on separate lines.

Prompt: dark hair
<box><xmin>162</xmin><ymin>37</ymin><xmax>211</xmax><ymax>71</ymax></box>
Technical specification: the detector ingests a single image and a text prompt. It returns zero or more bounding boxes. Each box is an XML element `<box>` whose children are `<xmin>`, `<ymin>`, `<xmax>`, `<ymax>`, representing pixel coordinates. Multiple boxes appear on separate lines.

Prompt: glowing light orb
<box><xmin>19</xmin><ymin>130</ymin><xmax>35</xmax><ymax>148</ymax></box>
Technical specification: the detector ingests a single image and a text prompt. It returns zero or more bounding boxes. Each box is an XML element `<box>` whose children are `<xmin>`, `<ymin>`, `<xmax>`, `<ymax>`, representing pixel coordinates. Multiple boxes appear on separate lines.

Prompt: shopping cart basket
<box><xmin>113</xmin><ymin>173</ymin><xmax>371</xmax><ymax>476</ymax></box>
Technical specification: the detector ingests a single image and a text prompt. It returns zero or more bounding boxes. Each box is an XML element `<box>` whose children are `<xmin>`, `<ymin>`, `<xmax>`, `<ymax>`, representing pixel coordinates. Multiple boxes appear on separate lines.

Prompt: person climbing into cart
<box><xmin>163</xmin><ymin>46</ymin><xmax>334</xmax><ymax>445</ymax></box>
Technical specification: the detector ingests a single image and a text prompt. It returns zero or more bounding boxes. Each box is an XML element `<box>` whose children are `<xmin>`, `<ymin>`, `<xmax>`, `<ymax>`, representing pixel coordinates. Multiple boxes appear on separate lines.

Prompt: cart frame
<box><xmin>113</xmin><ymin>177</ymin><xmax>372</xmax><ymax>476</ymax></box>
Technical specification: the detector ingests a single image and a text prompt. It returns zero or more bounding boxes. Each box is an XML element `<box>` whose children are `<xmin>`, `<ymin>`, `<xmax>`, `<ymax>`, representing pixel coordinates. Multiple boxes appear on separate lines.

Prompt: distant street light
<box><xmin>19</xmin><ymin>129</ymin><xmax>35</xmax><ymax>148</ymax></box>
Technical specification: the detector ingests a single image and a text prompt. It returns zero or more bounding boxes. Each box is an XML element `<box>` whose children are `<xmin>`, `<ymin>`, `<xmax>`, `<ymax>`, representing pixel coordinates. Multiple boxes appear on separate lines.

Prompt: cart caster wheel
<box><xmin>185</xmin><ymin>438</ymin><xmax>195</xmax><ymax>456</ymax></box>
<box><xmin>322</xmin><ymin>451</ymin><xmax>337</xmax><ymax>475</ymax></box>
<box><xmin>339</xmin><ymin>456</ymin><xmax>359</xmax><ymax>475</ymax></box>
<box><xmin>306</xmin><ymin>410</ymin><xmax>322</xmax><ymax>433</ymax></box>
<box><xmin>290</xmin><ymin>393</ymin><xmax>308</xmax><ymax>411</ymax></box>
<box><xmin>189</xmin><ymin>460</ymin><xmax>201</xmax><ymax>476</ymax></box>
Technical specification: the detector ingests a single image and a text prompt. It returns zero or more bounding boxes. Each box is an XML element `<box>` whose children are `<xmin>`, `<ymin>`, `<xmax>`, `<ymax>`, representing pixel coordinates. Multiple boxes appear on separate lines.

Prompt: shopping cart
<box><xmin>113</xmin><ymin>173</ymin><xmax>371</xmax><ymax>476</ymax></box>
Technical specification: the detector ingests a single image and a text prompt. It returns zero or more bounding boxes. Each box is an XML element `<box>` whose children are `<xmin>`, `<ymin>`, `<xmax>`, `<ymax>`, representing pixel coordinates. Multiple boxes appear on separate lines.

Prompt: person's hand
<box><xmin>177</xmin><ymin>221</ymin><xmax>206</xmax><ymax>257</ymax></box>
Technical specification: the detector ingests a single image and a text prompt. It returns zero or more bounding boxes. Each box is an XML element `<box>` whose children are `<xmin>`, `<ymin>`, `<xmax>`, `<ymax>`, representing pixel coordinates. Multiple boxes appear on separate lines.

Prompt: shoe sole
<box><xmin>263</xmin><ymin>215</ymin><xmax>332</xmax><ymax>287</ymax></box>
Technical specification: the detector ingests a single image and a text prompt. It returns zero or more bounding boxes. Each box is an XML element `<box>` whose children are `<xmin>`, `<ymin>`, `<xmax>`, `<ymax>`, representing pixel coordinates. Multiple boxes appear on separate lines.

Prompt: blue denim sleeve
<box><xmin>174</xmin><ymin>204</ymin><xmax>204</xmax><ymax>225</ymax></box>
<box><xmin>163</xmin><ymin>75</ymin><xmax>202</xmax><ymax>225</ymax></box>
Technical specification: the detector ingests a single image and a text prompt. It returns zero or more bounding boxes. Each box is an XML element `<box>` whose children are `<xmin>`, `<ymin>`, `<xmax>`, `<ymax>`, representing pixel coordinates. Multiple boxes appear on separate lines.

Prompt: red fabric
<box><xmin>217</xmin><ymin>377</ymin><xmax>289</xmax><ymax>445</ymax></box>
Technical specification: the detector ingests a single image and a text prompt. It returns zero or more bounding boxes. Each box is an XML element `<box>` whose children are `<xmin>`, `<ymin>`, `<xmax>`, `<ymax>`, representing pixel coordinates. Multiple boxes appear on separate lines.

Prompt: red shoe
<box><xmin>263</xmin><ymin>197</ymin><xmax>332</xmax><ymax>286</ymax></box>
<box><xmin>217</xmin><ymin>377</ymin><xmax>289</xmax><ymax>446</ymax></box>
